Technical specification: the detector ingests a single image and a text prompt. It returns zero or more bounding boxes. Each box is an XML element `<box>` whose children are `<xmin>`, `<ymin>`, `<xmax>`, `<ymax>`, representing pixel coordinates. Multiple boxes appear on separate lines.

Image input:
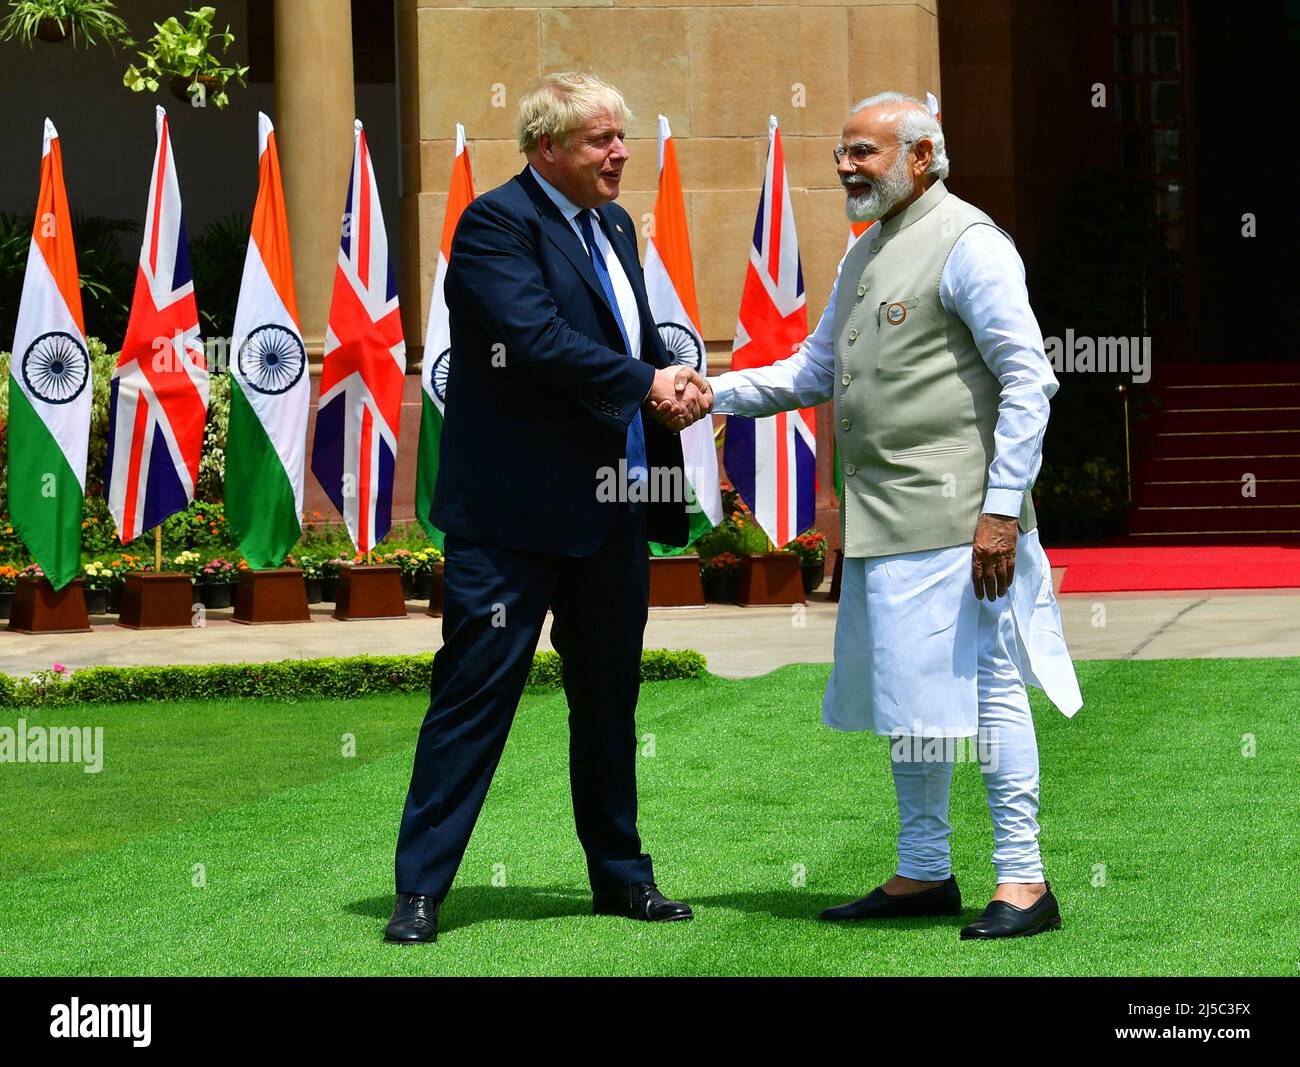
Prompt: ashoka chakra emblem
<box><xmin>22</xmin><ymin>331</ymin><xmax>89</xmax><ymax>405</ymax></box>
<box><xmin>431</xmin><ymin>347</ymin><xmax>450</xmax><ymax>404</ymax></box>
<box><xmin>239</xmin><ymin>324</ymin><xmax>306</xmax><ymax>395</ymax></box>
<box><xmin>656</xmin><ymin>321</ymin><xmax>703</xmax><ymax>372</ymax></box>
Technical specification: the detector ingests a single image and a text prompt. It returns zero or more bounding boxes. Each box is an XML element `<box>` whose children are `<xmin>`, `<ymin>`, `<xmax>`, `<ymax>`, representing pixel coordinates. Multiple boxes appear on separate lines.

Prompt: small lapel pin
<box><xmin>615</xmin><ymin>223</ymin><xmax>623</xmax><ymax>233</ymax></box>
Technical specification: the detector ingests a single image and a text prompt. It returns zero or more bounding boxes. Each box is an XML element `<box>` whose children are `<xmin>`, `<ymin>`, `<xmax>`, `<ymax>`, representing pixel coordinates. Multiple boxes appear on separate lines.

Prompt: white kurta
<box><xmin>711</xmin><ymin>223</ymin><xmax>1083</xmax><ymax>736</ymax></box>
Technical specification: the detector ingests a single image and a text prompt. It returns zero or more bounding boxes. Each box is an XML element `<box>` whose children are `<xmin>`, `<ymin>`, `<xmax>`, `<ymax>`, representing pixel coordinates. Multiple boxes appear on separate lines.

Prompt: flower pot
<box><xmin>320</xmin><ymin>576</ymin><xmax>339</xmax><ymax>602</ymax></box>
<box><xmin>0</xmin><ymin>590</ymin><xmax>13</xmax><ymax>620</ymax></box>
<box><xmin>84</xmin><ymin>587</ymin><xmax>110</xmax><ymax>615</ymax></box>
<box><xmin>701</xmin><ymin>570</ymin><xmax>739</xmax><ymax>604</ymax></box>
<box><xmin>198</xmin><ymin>582</ymin><xmax>235</xmax><ymax>609</ymax></box>
<box><xmin>37</xmin><ymin>18</ymin><xmax>68</xmax><ymax>43</ymax></box>
<box><xmin>400</xmin><ymin>573</ymin><xmax>415</xmax><ymax>599</ymax></box>
<box><xmin>800</xmin><ymin>561</ymin><xmax>826</xmax><ymax>595</ymax></box>
<box><xmin>304</xmin><ymin>578</ymin><xmax>323</xmax><ymax>604</ymax></box>
<box><xmin>412</xmin><ymin>572</ymin><xmax>432</xmax><ymax>600</ymax></box>
<box><xmin>108</xmin><ymin>584</ymin><xmax>123</xmax><ymax>613</ymax></box>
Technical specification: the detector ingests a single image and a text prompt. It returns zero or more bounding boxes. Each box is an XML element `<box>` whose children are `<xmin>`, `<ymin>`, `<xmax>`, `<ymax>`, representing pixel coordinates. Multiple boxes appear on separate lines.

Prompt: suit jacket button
<box><xmin>848</xmin><ymin>328</ymin><xmax>858</xmax><ymax>341</ymax></box>
<box><xmin>841</xmin><ymin>373</ymin><xmax>852</xmax><ymax>386</ymax></box>
<box><xmin>857</xmin><ymin>284</ymin><xmax>867</xmax><ymax>297</ymax></box>
<box><xmin>844</xmin><ymin>463</ymin><xmax>857</xmax><ymax>476</ymax></box>
<box><xmin>869</xmin><ymin>239</ymin><xmax>881</xmax><ymax>253</ymax></box>
<box><xmin>840</xmin><ymin>417</ymin><xmax>851</xmax><ymax>431</ymax></box>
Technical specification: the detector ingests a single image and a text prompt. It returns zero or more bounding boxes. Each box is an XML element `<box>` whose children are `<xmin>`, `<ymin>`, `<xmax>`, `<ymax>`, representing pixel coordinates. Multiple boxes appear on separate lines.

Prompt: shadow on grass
<box><xmin>689</xmin><ymin>888</ymin><xmax>975</xmax><ymax>931</ymax></box>
<box><xmin>348</xmin><ymin>885</ymin><xmax>975</xmax><ymax>934</ymax></box>
<box><xmin>347</xmin><ymin>885</ymin><xmax>594</xmax><ymax>932</ymax></box>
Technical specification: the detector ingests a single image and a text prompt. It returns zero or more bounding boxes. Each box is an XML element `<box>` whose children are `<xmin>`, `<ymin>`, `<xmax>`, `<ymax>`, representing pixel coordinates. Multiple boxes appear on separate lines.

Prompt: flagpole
<box><xmin>154</xmin><ymin>526</ymin><xmax>162</xmax><ymax>572</ymax></box>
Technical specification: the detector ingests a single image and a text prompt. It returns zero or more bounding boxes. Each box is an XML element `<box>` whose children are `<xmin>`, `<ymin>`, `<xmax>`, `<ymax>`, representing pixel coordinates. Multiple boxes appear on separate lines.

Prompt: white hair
<box><xmin>848</xmin><ymin>91</ymin><xmax>950</xmax><ymax>180</ymax></box>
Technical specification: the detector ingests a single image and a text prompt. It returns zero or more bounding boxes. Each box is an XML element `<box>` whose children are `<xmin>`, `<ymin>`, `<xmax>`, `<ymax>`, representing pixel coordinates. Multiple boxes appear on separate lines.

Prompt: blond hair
<box><xmin>517</xmin><ymin>71</ymin><xmax>632</xmax><ymax>154</ymax></box>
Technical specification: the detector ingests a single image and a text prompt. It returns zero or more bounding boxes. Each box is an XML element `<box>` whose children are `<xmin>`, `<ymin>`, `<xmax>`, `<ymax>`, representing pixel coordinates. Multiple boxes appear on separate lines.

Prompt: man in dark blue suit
<box><xmin>386</xmin><ymin>72</ymin><xmax>712</xmax><ymax>943</ymax></box>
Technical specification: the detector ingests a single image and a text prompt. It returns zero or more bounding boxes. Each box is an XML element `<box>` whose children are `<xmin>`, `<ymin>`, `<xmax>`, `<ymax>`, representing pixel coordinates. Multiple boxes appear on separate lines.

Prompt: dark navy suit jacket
<box><xmin>432</xmin><ymin>166</ymin><xmax>690</xmax><ymax>555</ymax></box>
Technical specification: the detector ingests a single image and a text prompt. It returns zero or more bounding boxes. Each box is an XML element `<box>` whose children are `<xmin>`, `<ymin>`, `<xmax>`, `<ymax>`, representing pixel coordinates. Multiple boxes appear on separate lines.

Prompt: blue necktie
<box><xmin>577</xmin><ymin>209</ymin><xmax>647</xmax><ymax>482</ymax></box>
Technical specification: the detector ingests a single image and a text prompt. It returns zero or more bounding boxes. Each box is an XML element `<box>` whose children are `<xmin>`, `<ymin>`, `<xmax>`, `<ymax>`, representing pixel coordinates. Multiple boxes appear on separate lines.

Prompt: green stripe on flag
<box><xmin>6</xmin><ymin>380</ymin><xmax>84</xmax><ymax>590</ymax></box>
<box><xmin>224</xmin><ymin>378</ymin><xmax>301</xmax><ymax>570</ymax></box>
<box><xmin>414</xmin><ymin>390</ymin><xmax>445</xmax><ymax>549</ymax></box>
<box><xmin>649</xmin><ymin>479</ymin><xmax>714</xmax><ymax>556</ymax></box>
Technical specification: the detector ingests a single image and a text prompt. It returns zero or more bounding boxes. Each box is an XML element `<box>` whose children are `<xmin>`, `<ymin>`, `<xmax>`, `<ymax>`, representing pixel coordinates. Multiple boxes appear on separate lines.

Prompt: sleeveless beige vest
<box><xmin>833</xmin><ymin>179</ymin><xmax>1036</xmax><ymax>557</ymax></box>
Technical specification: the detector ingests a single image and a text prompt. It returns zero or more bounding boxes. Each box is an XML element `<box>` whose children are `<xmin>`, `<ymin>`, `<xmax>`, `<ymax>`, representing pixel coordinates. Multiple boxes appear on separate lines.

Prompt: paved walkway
<box><xmin>1</xmin><ymin>586</ymin><xmax>1296</xmax><ymax>678</ymax></box>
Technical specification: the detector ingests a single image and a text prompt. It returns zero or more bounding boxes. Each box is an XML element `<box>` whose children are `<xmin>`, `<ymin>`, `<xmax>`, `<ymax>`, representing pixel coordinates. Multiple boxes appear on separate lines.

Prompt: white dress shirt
<box><xmin>711</xmin><ymin>223</ymin><xmax>1082</xmax><ymax>731</ymax></box>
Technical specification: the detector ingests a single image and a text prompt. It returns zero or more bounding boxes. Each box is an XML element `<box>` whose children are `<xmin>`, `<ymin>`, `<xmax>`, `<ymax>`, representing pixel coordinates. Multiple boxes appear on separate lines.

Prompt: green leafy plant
<box><xmin>189</xmin><ymin>213</ymin><xmax>247</xmax><ymax>339</ymax></box>
<box><xmin>783</xmin><ymin>529</ymin><xmax>827</xmax><ymax>566</ymax></box>
<box><xmin>80</xmin><ymin>559</ymin><xmax>113</xmax><ymax>590</ymax></box>
<box><xmin>699</xmin><ymin>551</ymin><xmax>740</xmax><ymax>577</ymax></box>
<box><xmin>122</xmin><ymin>6</ymin><xmax>248</xmax><ymax>110</ymax></box>
<box><xmin>195</xmin><ymin>556</ymin><xmax>236</xmax><ymax>585</ymax></box>
<box><xmin>0</xmin><ymin>649</ymin><xmax>709</xmax><ymax>708</ymax></box>
<box><xmin>0</xmin><ymin>0</ymin><xmax>132</xmax><ymax>49</ymax></box>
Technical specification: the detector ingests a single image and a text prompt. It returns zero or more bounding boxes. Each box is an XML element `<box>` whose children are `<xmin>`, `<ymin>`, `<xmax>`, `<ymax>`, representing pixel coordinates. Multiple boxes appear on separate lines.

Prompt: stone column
<box><xmin>274</xmin><ymin>0</ymin><xmax>356</xmax><ymax>363</ymax></box>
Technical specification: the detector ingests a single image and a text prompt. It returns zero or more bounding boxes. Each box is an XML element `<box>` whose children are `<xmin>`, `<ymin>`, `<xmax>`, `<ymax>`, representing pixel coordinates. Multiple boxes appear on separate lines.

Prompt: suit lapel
<box><xmin>516</xmin><ymin>167</ymin><xmax>616</xmax><ymax>319</ymax></box>
<box><xmin>514</xmin><ymin>167</ymin><xmax>663</xmax><ymax>366</ymax></box>
<box><xmin>596</xmin><ymin>208</ymin><xmax>667</xmax><ymax>370</ymax></box>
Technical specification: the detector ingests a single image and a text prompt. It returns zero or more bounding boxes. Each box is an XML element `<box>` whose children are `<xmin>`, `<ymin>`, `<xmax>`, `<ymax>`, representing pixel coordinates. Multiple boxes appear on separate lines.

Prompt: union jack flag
<box><xmin>104</xmin><ymin>106</ymin><xmax>209</xmax><ymax>544</ymax></box>
<box><xmin>310</xmin><ymin>120</ymin><xmax>406</xmax><ymax>554</ymax></box>
<box><xmin>723</xmin><ymin>116</ymin><xmax>814</xmax><ymax>548</ymax></box>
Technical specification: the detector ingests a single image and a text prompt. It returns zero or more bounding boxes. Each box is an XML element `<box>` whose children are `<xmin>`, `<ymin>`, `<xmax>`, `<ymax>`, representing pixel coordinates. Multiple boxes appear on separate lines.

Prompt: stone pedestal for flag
<box><xmin>334</xmin><ymin>565</ymin><xmax>407</xmax><ymax>621</ymax></box>
<box><xmin>6</xmin><ymin>577</ymin><xmax>90</xmax><ymax>634</ymax></box>
<box><xmin>232</xmin><ymin>568</ymin><xmax>311</xmax><ymax>625</ymax></box>
<box><xmin>117</xmin><ymin>573</ymin><xmax>194</xmax><ymax>629</ymax></box>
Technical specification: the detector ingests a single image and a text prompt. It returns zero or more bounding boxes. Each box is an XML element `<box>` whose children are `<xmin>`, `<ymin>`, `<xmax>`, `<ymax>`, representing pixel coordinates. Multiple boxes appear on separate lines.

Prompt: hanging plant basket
<box><xmin>36</xmin><ymin>17</ymin><xmax>68</xmax><ymax>43</ymax></box>
<box><xmin>168</xmin><ymin>73</ymin><xmax>221</xmax><ymax>104</ymax></box>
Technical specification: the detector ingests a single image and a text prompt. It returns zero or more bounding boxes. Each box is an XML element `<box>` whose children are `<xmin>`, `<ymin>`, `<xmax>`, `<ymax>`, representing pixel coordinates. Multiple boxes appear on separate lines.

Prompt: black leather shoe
<box><xmin>820</xmin><ymin>875</ymin><xmax>962</xmax><ymax>920</ymax></box>
<box><xmin>593</xmin><ymin>881</ymin><xmax>693</xmax><ymax>922</ymax></box>
<box><xmin>960</xmin><ymin>881</ymin><xmax>1062</xmax><ymax>940</ymax></box>
<box><xmin>384</xmin><ymin>893</ymin><xmax>441</xmax><ymax>943</ymax></box>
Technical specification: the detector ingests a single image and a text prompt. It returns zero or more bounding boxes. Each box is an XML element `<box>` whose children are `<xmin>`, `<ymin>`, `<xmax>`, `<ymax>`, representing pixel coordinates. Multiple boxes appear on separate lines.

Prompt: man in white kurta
<box><xmin>707</xmin><ymin>92</ymin><xmax>1083</xmax><ymax>940</ymax></box>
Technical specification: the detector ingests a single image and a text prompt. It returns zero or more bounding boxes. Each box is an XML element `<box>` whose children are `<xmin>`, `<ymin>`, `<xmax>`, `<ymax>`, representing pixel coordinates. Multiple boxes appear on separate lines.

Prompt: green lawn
<box><xmin>0</xmin><ymin>659</ymin><xmax>1296</xmax><ymax>976</ymax></box>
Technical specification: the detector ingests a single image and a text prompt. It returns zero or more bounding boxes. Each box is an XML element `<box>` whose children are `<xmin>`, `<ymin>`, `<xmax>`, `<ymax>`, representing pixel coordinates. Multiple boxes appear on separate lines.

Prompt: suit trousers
<box><xmin>394</xmin><ymin>501</ymin><xmax>654</xmax><ymax>900</ymax></box>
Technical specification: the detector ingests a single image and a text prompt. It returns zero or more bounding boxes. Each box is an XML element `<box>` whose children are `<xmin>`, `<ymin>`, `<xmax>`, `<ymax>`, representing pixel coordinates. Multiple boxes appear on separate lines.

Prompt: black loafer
<box><xmin>593</xmin><ymin>880</ymin><xmax>693</xmax><ymax>922</ymax></box>
<box><xmin>820</xmin><ymin>875</ymin><xmax>962</xmax><ymax>920</ymax></box>
<box><xmin>960</xmin><ymin>881</ymin><xmax>1062</xmax><ymax>940</ymax></box>
<box><xmin>384</xmin><ymin>893</ymin><xmax>441</xmax><ymax>943</ymax></box>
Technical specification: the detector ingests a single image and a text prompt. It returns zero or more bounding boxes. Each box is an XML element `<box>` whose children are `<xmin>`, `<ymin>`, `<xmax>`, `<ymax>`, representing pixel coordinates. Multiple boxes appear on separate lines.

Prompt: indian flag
<box><xmin>7</xmin><ymin>119</ymin><xmax>91</xmax><ymax>590</ymax></box>
<box><xmin>644</xmin><ymin>114</ymin><xmax>722</xmax><ymax>547</ymax></box>
<box><xmin>225</xmin><ymin>112</ymin><xmax>308</xmax><ymax>569</ymax></box>
<box><xmin>415</xmin><ymin>123</ymin><xmax>475</xmax><ymax>548</ymax></box>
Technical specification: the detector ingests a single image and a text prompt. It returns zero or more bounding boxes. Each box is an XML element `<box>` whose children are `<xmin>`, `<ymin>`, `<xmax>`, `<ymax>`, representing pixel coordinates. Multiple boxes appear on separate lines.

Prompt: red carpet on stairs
<box><xmin>1043</xmin><ymin>544</ymin><xmax>1300</xmax><ymax>593</ymax></box>
<box><xmin>1128</xmin><ymin>361</ymin><xmax>1300</xmax><ymax>542</ymax></box>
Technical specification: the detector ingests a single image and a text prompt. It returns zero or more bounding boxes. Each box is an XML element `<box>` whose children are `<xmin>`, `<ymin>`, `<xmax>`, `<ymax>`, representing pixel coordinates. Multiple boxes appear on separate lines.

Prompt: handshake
<box><xmin>644</xmin><ymin>366</ymin><xmax>714</xmax><ymax>432</ymax></box>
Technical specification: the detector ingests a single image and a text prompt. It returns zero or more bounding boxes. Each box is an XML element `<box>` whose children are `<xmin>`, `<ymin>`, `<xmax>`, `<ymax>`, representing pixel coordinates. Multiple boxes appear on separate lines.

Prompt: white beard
<box><xmin>843</xmin><ymin>151</ymin><xmax>916</xmax><ymax>223</ymax></box>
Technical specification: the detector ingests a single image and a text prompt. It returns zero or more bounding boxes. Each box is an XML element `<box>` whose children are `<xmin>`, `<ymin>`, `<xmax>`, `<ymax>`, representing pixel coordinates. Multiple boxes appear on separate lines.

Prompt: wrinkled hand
<box><xmin>971</xmin><ymin>513</ymin><xmax>1018</xmax><ymax>600</ymax></box>
<box><xmin>646</xmin><ymin>366</ymin><xmax>713</xmax><ymax>431</ymax></box>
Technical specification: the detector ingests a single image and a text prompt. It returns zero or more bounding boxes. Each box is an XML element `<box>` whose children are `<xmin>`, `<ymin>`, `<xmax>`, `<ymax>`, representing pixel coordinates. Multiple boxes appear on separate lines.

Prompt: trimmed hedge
<box><xmin>0</xmin><ymin>648</ymin><xmax>709</xmax><ymax>708</ymax></box>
